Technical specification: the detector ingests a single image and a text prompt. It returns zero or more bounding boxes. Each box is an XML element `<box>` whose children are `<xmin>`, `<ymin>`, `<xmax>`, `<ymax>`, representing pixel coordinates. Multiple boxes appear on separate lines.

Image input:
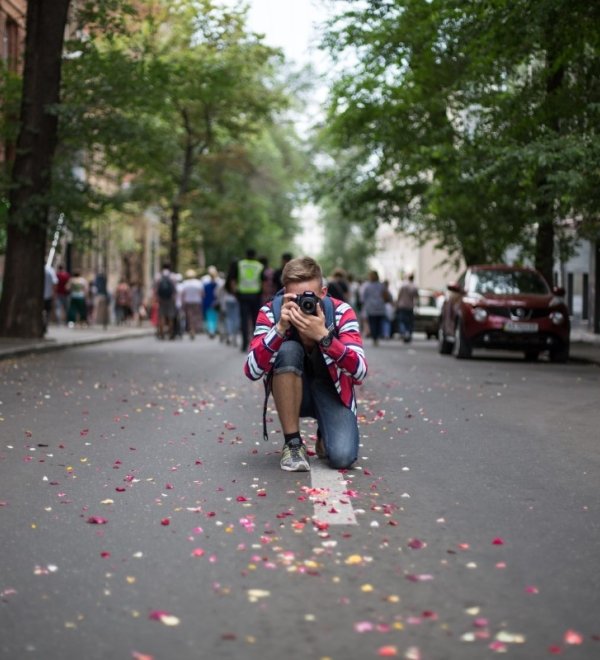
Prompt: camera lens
<box><xmin>300</xmin><ymin>298</ymin><xmax>316</xmax><ymax>314</ymax></box>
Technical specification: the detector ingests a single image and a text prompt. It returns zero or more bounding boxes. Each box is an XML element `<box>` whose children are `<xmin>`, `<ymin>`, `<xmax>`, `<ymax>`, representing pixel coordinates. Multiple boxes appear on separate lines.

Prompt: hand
<box><xmin>285</xmin><ymin>298</ymin><xmax>328</xmax><ymax>343</ymax></box>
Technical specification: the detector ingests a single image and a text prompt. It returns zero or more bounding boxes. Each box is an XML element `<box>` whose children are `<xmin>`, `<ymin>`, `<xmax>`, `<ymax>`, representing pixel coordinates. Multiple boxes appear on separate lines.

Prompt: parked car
<box><xmin>438</xmin><ymin>265</ymin><xmax>570</xmax><ymax>361</ymax></box>
<box><xmin>413</xmin><ymin>289</ymin><xmax>442</xmax><ymax>339</ymax></box>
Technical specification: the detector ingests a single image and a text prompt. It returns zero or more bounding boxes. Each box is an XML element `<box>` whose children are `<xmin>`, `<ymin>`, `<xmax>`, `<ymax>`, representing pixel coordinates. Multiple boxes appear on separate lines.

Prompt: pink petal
<box><xmin>408</xmin><ymin>538</ymin><xmax>426</xmax><ymax>550</ymax></box>
<box><xmin>377</xmin><ymin>646</ymin><xmax>398</xmax><ymax>657</ymax></box>
<box><xmin>87</xmin><ymin>516</ymin><xmax>108</xmax><ymax>524</ymax></box>
<box><xmin>160</xmin><ymin>518</ymin><xmax>170</xmax><ymax>526</ymax></box>
<box><xmin>492</xmin><ymin>537</ymin><xmax>505</xmax><ymax>545</ymax></box>
<box><xmin>564</xmin><ymin>629</ymin><xmax>583</xmax><ymax>645</ymax></box>
<box><xmin>191</xmin><ymin>548</ymin><xmax>205</xmax><ymax>557</ymax></box>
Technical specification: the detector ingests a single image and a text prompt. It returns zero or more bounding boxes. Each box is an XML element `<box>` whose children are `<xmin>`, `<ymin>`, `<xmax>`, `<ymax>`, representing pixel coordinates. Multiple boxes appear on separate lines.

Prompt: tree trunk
<box><xmin>533</xmin><ymin>19</ymin><xmax>563</xmax><ymax>288</ymax></box>
<box><xmin>169</xmin><ymin>203</ymin><xmax>180</xmax><ymax>273</ymax></box>
<box><xmin>0</xmin><ymin>0</ymin><xmax>72</xmax><ymax>338</ymax></box>
<box><xmin>168</xmin><ymin>127</ymin><xmax>195</xmax><ymax>274</ymax></box>
<box><xmin>534</xmin><ymin>214</ymin><xmax>555</xmax><ymax>286</ymax></box>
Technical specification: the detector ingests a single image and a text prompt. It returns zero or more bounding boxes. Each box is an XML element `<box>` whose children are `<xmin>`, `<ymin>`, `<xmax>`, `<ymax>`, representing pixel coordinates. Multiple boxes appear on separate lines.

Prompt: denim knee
<box><xmin>327</xmin><ymin>441</ymin><xmax>358</xmax><ymax>470</ymax></box>
<box><xmin>273</xmin><ymin>340</ymin><xmax>304</xmax><ymax>376</ymax></box>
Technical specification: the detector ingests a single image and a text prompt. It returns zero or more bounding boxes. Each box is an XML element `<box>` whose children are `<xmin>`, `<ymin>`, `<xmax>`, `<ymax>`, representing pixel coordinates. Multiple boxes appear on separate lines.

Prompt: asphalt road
<box><xmin>1</xmin><ymin>335</ymin><xmax>599</xmax><ymax>660</ymax></box>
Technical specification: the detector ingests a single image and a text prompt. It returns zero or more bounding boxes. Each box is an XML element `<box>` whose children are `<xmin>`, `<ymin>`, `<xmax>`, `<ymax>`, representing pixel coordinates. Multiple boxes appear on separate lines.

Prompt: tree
<box><xmin>58</xmin><ymin>0</ymin><xmax>304</xmax><ymax>273</ymax></box>
<box><xmin>320</xmin><ymin>0</ymin><xmax>600</xmax><ymax>279</ymax></box>
<box><xmin>0</xmin><ymin>0</ymin><xmax>71</xmax><ymax>338</ymax></box>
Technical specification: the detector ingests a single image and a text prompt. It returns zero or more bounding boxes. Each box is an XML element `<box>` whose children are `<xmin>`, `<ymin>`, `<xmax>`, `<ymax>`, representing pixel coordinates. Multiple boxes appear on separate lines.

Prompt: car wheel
<box><xmin>549</xmin><ymin>343</ymin><xmax>569</xmax><ymax>363</ymax></box>
<box><xmin>438</xmin><ymin>326</ymin><xmax>453</xmax><ymax>354</ymax></box>
<box><xmin>454</xmin><ymin>319</ymin><xmax>472</xmax><ymax>359</ymax></box>
<box><xmin>524</xmin><ymin>350</ymin><xmax>539</xmax><ymax>362</ymax></box>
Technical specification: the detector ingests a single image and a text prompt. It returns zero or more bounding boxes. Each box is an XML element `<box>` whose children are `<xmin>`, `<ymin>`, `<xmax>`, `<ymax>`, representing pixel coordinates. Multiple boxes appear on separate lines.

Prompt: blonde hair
<box><xmin>282</xmin><ymin>256</ymin><xmax>323</xmax><ymax>287</ymax></box>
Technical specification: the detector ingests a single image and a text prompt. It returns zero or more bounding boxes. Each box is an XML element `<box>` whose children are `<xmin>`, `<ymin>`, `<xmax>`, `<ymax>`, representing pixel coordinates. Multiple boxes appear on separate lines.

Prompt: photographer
<box><xmin>244</xmin><ymin>257</ymin><xmax>368</xmax><ymax>472</ymax></box>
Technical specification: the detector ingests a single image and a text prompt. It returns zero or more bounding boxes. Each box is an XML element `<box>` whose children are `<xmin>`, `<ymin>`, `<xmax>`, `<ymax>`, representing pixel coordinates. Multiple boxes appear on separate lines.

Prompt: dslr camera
<box><xmin>296</xmin><ymin>291</ymin><xmax>320</xmax><ymax>315</ymax></box>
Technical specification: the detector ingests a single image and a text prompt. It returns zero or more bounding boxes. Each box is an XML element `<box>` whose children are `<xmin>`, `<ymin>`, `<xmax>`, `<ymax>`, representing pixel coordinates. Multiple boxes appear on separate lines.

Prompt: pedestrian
<box><xmin>233</xmin><ymin>249</ymin><xmax>264</xmax><ymax>351</ymax></box>
<box><xmin>66</xmin><ymin>271</ymin><xmax>89</xmax><ymax>327</ymax></box>
<box><xmin>362</xmin><ymin>270</ymin><xmax>387</xmax><ymax>346</ymax></box>
<box><xmin>327</xmin><ymin>267</ymin><xmax>349</xmax><ymax>302</ymax></box>
<box><xmin>130</xmin><ymin>281</ymin><xmax>144</xmax><ymax>326</ymax></box>
<box><xmin>244</xmin><ymin>256</ymin><xmax>368</xmax><ymax>472</ymax></box>
<box><xmin>181</xmin><ymin>269</ymin><xmax>204</xmax><ymax>340</ymax></box>
<box><xmin>202</xmin><ymin>266</ymin><xmax>221</xmax><ymax>338</ymax></box>
<box><xmin>154</xmin><ymin>263</ymin><xmax>176</xmax><ymax>340</ymax></box>
<box><xmin>94</xmin><ymin>272</ymin><xmax>109</xmax><ymax>329</ymax></box>
<box><xmin>114</xmin><ymin>278</ymin><xmax>132</xmax><ymax>325</ymax></box>
<box><xmin>54</xmin><ymin>264</ymin><xmax>70</xmax><ymax>324</ymax></box>
<box><xmin>396</xmin><ymin>273</ymin><xmax>420</xmax><ymax>342</ymax></box>
<box><xmin>273</xmin><ymin>251</ymin><xmax>293</xmax><ymax>292</ymax></box>
<box><xmin>382</xmin><ymin>280</ymin><xmax>394</xmax><ymax>339</ymax></box>
<box><xmin>260</xmin><ymin>256</ymin><xmax>277</xmax><ymax>304</ymax></box>
<box><xmin>219</xmin><ymin>271</ymin><xmax>240</xmax><ymax>346</ymax></box>
<box><xmin>43</xmin><ymin>264</ymin><xmax>57</xmax><ymax>334</ymax></box>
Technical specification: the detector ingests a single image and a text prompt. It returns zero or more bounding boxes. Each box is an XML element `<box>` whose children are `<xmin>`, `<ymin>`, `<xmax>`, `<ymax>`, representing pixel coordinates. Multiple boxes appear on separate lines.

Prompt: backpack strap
<box><xmin>262</xmin><ymin>293</ymin><xmax>337</xmax><ymax>441</ymax></box>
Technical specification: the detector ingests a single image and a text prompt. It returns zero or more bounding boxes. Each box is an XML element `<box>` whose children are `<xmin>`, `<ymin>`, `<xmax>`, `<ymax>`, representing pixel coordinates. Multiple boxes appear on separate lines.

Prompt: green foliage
<box><xmin>52</xmin><ymin>0</ymin><xmax>310</xmax><ymax>269</ymax></box>
<box><xmin>320</xmin><ymin>0</ymin><xmax>600</xmax><ymax>266</ymax></box>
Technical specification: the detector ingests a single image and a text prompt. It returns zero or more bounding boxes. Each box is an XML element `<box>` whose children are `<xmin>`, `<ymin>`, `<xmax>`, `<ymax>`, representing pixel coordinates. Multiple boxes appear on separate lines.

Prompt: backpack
<box><xmin>262</xmin><ymin>291</ymin><xmax>337</xmax><ymax>440</ymax></box>
<box><xmin>157</xmin><ymin>274</ymin><xmax>175</xmax><ymax>300</ymax></box>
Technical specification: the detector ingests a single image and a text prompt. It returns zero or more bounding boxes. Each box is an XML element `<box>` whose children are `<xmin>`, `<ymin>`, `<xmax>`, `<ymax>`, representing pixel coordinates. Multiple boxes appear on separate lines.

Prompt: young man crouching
<box><xmin>244</xmin><ymin>256</ymin><xmax>368</xmax><ymax>471</ymax></box>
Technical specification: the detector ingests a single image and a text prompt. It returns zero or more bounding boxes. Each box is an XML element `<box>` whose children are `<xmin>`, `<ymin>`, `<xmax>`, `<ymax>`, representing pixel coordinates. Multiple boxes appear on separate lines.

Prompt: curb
<box><xmin>0</xmin><ymin>329</ymin><xmax>155</xmax><ymax>361</ymax></box>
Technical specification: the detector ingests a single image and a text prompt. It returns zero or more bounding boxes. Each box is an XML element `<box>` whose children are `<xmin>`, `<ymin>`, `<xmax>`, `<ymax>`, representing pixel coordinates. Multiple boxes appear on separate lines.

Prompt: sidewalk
<box><xmin>0</xmin><ymin>323</ymin><xmax>156</xmax><ymax>361</ymax></box>
<box><xmin>568</xmin><ymin>324</ymin><xmax>600</xmax><ymax>365</ymax></box>
<box><xmin>0</xmin><ymin>321</ymin><xmax>599</xmax><ymax>364</ymax></box>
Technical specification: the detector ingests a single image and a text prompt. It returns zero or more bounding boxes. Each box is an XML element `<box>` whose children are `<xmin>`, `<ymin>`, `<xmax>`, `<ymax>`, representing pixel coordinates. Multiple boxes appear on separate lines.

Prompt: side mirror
<box><xmin>447</xmin><ymin>283</ymin><xmax>463</xmax><ymax>294</ymax></box>
<box><xmin>553</xmin><ymin>286</ymin><xmax>565</xmax><ymax>296</ymax></box>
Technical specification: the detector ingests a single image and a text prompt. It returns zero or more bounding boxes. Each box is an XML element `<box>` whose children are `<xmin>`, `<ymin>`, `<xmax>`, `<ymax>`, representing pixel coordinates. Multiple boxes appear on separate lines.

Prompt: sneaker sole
<box><xmin>280</xmin><ymin>463</ymin><xmax>310</xmax><ymax>472</ymax></box>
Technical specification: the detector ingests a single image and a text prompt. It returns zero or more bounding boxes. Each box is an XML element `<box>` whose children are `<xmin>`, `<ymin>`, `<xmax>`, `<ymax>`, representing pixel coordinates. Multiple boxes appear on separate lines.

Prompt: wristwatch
<box><xmin>319</xmin><ymin>326</ymin><xmax>335</xmax><ymax>349</ymax></box>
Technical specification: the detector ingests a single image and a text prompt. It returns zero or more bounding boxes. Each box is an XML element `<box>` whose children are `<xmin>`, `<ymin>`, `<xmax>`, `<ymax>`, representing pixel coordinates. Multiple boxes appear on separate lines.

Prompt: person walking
<box><xmin>202</xmin><ymin>266</ymin><xmax>221</xmax><ymax>338</ymax></box>
<box><xmin>244</xmin><ymin>256</ymin><xmax>368</xmax><ymax>472</ymax></box>
<box><xmin>43</xmin><ymin>264</ymin><xmax>57</xmax><ymax>334</ymax></box>
<box><xmin>94</xmin><ymin>272</ymin><xmax>109</xmax><ymax>329</ymax></box>
<box><xmin>181</xmin><ymin>269</ymin><xmax>204</xmax><ymax>340</ymax></box>
<box><xmin>114</xmin><ymin>279</ymin><xmax>132</xmax><ymax>325</ymax></box>
<box><xmin>273</xmin><ymin>252</ymin><xmax>293</xmax><ymax>292</ymax></box>
<box><xmin>326</xmin><ymin>267</ymin><xmax>349</xmax><ymax>302</ymax></box>
<box><xmin>66</xmin><ymin>271</ymin><xmax>89</xmax><ymax>327</ymax></box>
<box><xmin>396</xmin><ymin>273</ymin><xmax>420</xmax><ymax>342</ymax></box>
<box><xmin>234</xmin><ymin>249</ymin><xmax>264</xmax><ymax>351</ymax></box>
<box><xmin>362</xmin><ymin>270</ymin><xmax>387</xmax><ymax>346</ymax></box>
<box><xmin>54</xmin><ymin>264</ymin><xmax>70</xmax><ymax>325</ymax></box>
<box><xmin>219</xmin><ymin>272</ymin><xmax>241</xmax><ymax>346</ymax></box>
<box><xmin>155</xmin><ymin>264</ymin><xmax>176</xmax><ymax>340</ymax></box>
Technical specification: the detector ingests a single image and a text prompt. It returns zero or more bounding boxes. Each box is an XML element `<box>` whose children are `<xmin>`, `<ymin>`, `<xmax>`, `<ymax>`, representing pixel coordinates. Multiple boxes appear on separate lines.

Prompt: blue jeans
<box><xmin>397</xmin><ymin>308</ymin><xmax>414</xmax><ymax>339</ymax></box>
<box><xmin>273</xmin><ymin>340</ymin><xmax>359</xmax><ymax>469</ymax></box>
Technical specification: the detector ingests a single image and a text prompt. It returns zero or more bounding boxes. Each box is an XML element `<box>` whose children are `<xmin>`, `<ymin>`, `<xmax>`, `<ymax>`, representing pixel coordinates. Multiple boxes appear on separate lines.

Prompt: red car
<box><xmin>438</xmin><ymin>265</ymin><xmax>570</xmax><ymax>362</ymax></box>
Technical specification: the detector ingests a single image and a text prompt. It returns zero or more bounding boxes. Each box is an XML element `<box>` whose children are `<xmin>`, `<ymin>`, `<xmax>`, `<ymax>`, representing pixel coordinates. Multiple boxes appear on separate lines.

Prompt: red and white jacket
<box><xmin>244</xmin><ymin>297</ymin><xmax>368</xmax><ymax>415</ymax></box>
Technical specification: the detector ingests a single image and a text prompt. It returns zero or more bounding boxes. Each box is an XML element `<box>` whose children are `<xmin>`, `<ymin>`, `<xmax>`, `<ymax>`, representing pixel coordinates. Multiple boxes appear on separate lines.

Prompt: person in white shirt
<box><xmin>180</xmin><ymin>269</ymin><xmax>204</xmax><ymax>340</ymax></box>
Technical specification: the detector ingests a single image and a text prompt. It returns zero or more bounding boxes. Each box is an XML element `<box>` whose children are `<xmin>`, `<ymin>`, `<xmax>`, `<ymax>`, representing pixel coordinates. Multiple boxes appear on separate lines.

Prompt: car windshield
<box><xmin>470</xmin><ymin>270</ymin><xmax>549</xmax><ymax>295</ymax></box>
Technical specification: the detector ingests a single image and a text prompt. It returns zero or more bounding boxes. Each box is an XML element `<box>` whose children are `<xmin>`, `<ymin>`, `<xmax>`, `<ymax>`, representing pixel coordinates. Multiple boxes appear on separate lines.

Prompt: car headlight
<box><xmin>549</xmin><ymin>311</ymin><xmax>565</xmax><ymax>325</ymax></box>
<box><xmin>473</xmin><ymin>307</ymin><xmax>488</xmax><ymax>322</ymax></box>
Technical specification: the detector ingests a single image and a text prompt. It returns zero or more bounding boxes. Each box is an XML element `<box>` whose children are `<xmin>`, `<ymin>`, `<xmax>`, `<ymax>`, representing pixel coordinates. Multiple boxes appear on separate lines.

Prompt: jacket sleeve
<box><xmin>243</xmin><ymin>302</ymin><xmax>285</xmax><ymax>381</ymax></box>
<box><xmin>323</xmin><ymin>301</ymin><xmax>368</xmax><ymax>384</ymax></box>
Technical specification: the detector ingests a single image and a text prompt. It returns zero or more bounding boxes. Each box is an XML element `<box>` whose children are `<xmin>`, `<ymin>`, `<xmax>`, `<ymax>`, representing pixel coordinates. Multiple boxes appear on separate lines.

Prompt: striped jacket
<box><xmin>244</xmin><ymin>297</ymin><xmax>368</xmax><ymax>415</ymax></box>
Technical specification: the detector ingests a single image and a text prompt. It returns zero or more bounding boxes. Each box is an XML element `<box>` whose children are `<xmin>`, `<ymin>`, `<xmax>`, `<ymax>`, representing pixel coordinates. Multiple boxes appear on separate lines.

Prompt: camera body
<box><xmin>296</xmin><ymin>291</ymin><xmax>320</xmax><ymax>315</ymax></box>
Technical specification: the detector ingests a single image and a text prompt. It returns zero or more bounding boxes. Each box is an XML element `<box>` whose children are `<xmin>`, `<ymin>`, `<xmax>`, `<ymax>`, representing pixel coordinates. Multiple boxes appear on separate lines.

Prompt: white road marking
<box><xmin>310</xmin><ymin>461</ymin><xmax>357</xmax><ymax>525</ymax></box>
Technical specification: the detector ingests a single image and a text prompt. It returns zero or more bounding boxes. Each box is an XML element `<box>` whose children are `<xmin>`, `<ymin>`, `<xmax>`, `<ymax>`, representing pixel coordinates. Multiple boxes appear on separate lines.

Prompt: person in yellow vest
<box><xmin>234</xmin><ymin>248</ymin><xmax>264</xmax><ymax>351</ymax></box>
